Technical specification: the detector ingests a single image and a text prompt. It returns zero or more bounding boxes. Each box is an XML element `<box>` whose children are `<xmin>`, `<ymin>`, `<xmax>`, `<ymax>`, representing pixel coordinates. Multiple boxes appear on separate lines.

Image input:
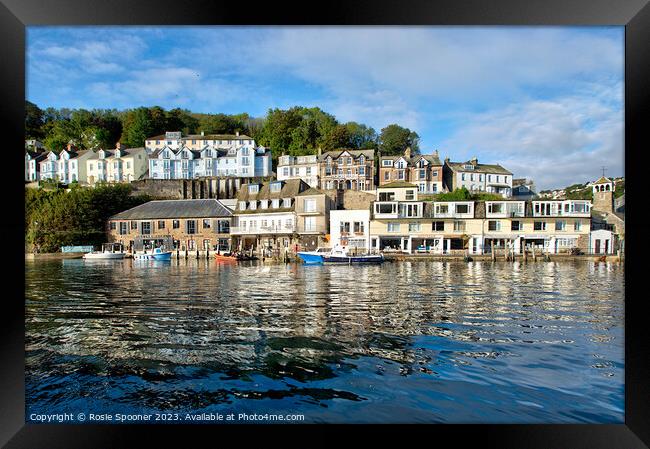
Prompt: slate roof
<box><xmin>318</xmin><ymin>149</ymin><xmax>375</xmax><ymax>162</ymax></box>
<box><xmin>446</xmin><ymin>160</ymin><xmax>512</xmax><ymax>175</ymax></box>
<box><xmin>149</xmin><ymin>146</ymin><xmax>202</xmax><ymax>158</ymax></box>
<box><xmin>380</xmin><ymin>152</ymin><xmax>442</xmax><ymax>166</ymax></box>
<box><xmin>87</xmin><ymin>147</ymin><xmax>146</xmax><ymax>160</ymax></box>
<box><xmin>110</xmin><ymin>199</ymin><xmax>233</xmax><ymax>220</ymax></box>
<box><xmin>296</xmin><ymin>187</ymin><xmax>326</xmax><ymax>197</ymax></box>
<box><xmin>377</xmin><ymin>181</ymin><xmax>418</xmax><ymax>189</ymax></box>
<box><xmin>236</xmin><ymin>178</ymin><xmax>307</xmax><ymax>202</ymax></box>
<box><xmin>593</xmin><ymin>176</ymin><xmax>613</xmax><ymax>185</ymax></box>
<box><xmin>147</xmin><ymin>134</ymin><xmax>253</xmax><ymax>141</ymax></box>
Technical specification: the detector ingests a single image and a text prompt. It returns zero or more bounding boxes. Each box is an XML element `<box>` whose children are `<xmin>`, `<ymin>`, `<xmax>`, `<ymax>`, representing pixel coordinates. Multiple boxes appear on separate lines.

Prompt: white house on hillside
<box><xmin>38</xmin><ymin>145</ymin><xmax>93</xmax><ymax>184</ymax></box>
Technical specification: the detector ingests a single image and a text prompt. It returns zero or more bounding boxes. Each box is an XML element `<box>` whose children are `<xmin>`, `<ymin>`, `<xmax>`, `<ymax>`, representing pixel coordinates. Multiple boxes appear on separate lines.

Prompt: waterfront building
<box><xmin>318</xmin><ymin>149</ymin><xmax>375</xmax><ymax>191</ymax></box>
<box><xmin>589</xmin><ymin>229</ymin><xmax>618</xmax><ymax>254</ymax></box>
<box><xmin>230</xmin><ymin>179</ymin><xmax>309</xmax><ymax>254</ymax></box>
<box><xmin>329</xmin><ymin>209</ymin><xmax>371</xmax><ymax>252</ymax></box>
<box><xmin>294</xmin><ymin>187</ymin><xmax>335</xmax><ymax>250</ymax></box>
<box><xmin>147</xmin><ymin>131</ymin><xmax>272</xmax><ymax>179</ymax></box>
<box><xmin>38</xmin><ymin>145</ymin><xmax>93</xmax><ymax>184</ymax></box>
<box><xmin>443</xmin><ymin>157</ymin><xmax>513</xmax><ymax>197</ymax></box>
<box><xmin>86</xmin><ymin>144</ymin><xmax>148</xmax><ymax>185</ymax></box>
<box><xmin>107</xmin><ymin>199</ymin><xmax>233</xmax><ymax>252</ymax></box>
<box><xmin>25</xmin><ymin>150</ymin><xmax>46</xmax><ymax>182</ymax></box>
<box><xmin>378</xmin><ymin>147</ymin><xmax>444</xmax><ymax>194</ymax></box>
<box><xmin>368</xmin><ymin>183</ymin><xmax>593</xmax><ymax>254</ymax></box>
<box><xmin>277</xmin><ymin>153</ymin><xmax>320</xmax><ymax>187</ymax></box>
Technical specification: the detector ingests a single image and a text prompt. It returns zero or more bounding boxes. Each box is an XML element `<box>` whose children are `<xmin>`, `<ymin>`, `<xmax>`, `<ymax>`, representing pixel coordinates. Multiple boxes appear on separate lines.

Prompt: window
<box><xmin>387</xmin><ymin>222</ymin><xmax>401</xmax><ymax>232</ymax></box>
<box><xmin>119</xmin><ymin>222</ymin><xmax>128</xmax><ymax>235</ymax></box>
<box><xmin>433</xmin><ymin>170</ymin><xmax>438</xmax><ymax>177</ymax></box>
<box><xmin>286</xmin><ymin>218</ymin><xmax>293</xmax><ymax>229</ymax></box>
<box><xmin>488</xmin><ymin>220</ymin><xmax>501</xmax><ymax>231</ymax></box>
<box><xmin>158</xmin><ymin>220</ymin><xmax>165</xmax><ymax>229</ymax></box>
<box><xmin>419</xmin><ymin>169</ymin><xmax>426</xmax><ymax>179</ymax></box>
<box><xmin>436</xmin><ymin>204</ymin><xmax>449</xmax><ymax>215</ymax></box>
<box><xmin>306</xmin><ymin>167</ymin><xmax>312</xmax><ymax>175</ymax></box>
<box><xmin>479</xmin><ymin>174</ymin><xmax>483</xmax><ymax>181</ymax></box>
<box><xmin>186</xmin><ymin>220</ymin><xmax>196</xmax><ymax>234</ymax></box>
<box><xmin>470</xmin><ymin>174</ymin><xmax>474</xmax><ymax>181</ymax></box>
<box><xmin>398</xmin><ymin>171</ymin><xmax>405</xmax><ymax>180</ymax></box>
<box><xmin>283</xmin><ymin>198</ymin><xmax>291</xmax><ymax>208</ymax></box>
<box><xmin>359</xmin><ymin>166</ymin><xmax>365</xmax><ymax>175</ymax></box>
<box><xmin>555</xmin><ymin>220</ymin><xmax>566</xmax><ymax>231</ymax></box>
<box><xmin>433</xmin><ymin>184</ymin><xmax>438</xmax><ymax>192</ymax></box>
<box><xmin>89</xmin><ymin>163</ymin><xmax>94</xmax><ymax>170</ymax></box>
<box><xmin>511</xmin><ymin>221</ymin><xmax>522</xmax><ymax>231</ymax></box>
<box><xmin>304</xmin><ymin>216</ymin><xmax>316</xmax><ymax>231</ymax></box>
<box><xmin>453</xmin><ymin>221</ymin><xmax>466</xmax><ymax>232</ymax></box>
<box><xmin>405</xmin><ymin>190</ymin><xmax>415</xmax><ymax>200</ymax></box>
<box><xmin>455</xmin><ymin>204</ymin><xmax>469</xmax><ymax>214</ymax></box>
<box><xmin>353</xmin><ymin>221</ymin><xmax>364</xmax><ymax>233</ymax></box>
<box><xmin>488</xmin><ymin>203</ymin><xmax>503</xmax><ymax>214</ymax></box>
<box><xmin>141</xmin><ymin>222</ymin><xmax>151</xmax><ymax>234</ymax></box>
<box><xmin>384</xmin><ymin>171</ymin><xmax>390</xmax><ymax>181</ymax></box>
<box><xmin>382</xmin><ymin>160</ymin><xmax>393</xmax><ymax>166</ymax></box>
<box><xmin>110</xmin><ymin>222</ymin><xmax>116</xmax><ymax>230</ymax></box>
<box><xmin>270</xmin><ymin>182</ymin><xmax>282</xmax><ymax>193</ymax></box>
<box><xmin>340</xmin><ymin>222</ymin><xmax>351</xmax><ymax>233</ymax></box>
<box><xmin>249</xmin><ymin>201</ymin><xmax>257</xmax><ymax>210</ymax></box>
<box><xmin>409</xmin><ymin>223</ymin><xmax>421</xmax><ymax>232</ymax></box>
<box><xmin>173</xmin><ymin>220</ymin><xmax>180</xmax><ymax>229</ymax></box>
<box><xmin>534</xmin><ymin>221</ymin><xmax>547</xmax><ymax>231</ymax></box>
<box><xmin>488</xmin><ymin>175</ymin><xmax>492</xmax><ymax>182</ymax></box>
<box><xmin>272</xmin><ymin>199</ymin><xmax>280</xmax><ymax>208</ymax></box>
<box><xmin>248</xmin><ymin>184</ymin><xmax>259</xmax><ymax>194</ymax></box>
<box><xmin>574</xmin><ymin>220</ymin><xmax>582</xmax><ymax>231</ymax></box>
<box><xmin>461</xmin><ymin>173</ymin><xmax>466</xmax><ymax>181</ymax></box>
<box><xmin>217</xmin><ymin>220</ymin><xmax>230</xmax><ymax>233</ymax></box>
<box><xmin>304</xmin><ymin>198</ymin><xmax>316</xmax><ymax>212</ymax></box>
<box><xmin>432</xmin><ymin>221</ymin><xmax>444</xmax><ymax>231</ymax></box>
<box><xmin>131</xmin><ymin>221</ymin><xmax>137</xmax><ymax>230</ymax></box>
<box><xmin>242</xmin><ymin>157</ymin><xmax>250</xmax><ymax>166</ymax></box>
<box><xmin>126</xmin><ymin>162</ymin><xmax>131</xmax><ymax>169</ymax></box>
<box><xmin>260</xmin><ymin>200</ymin><xmax>268</xmax><ymax>209</ymax></box>
<box><xmin>203</xmin><ymin>219</ymin><xmax>211</xmax><ymax>229</ymax></box>
<box><xmin>239</xmin><ymin>201</ymin><xmax>246</xmax><ymax>210</ymax></box>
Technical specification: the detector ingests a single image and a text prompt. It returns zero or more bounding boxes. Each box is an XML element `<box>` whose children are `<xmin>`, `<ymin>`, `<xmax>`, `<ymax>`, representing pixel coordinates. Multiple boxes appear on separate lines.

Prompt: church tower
<box><xmin>592</xmin><ymin>176</ymin><xmax>614</xmax><ymax>213</ymax></box>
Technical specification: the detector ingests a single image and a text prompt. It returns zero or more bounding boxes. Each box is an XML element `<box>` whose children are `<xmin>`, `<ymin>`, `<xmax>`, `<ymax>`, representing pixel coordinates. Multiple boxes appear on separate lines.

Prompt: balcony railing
<box><xmin>230</xmin><ymin>225</ymin><xmax>296</xmax><ymax>234</ymax></box>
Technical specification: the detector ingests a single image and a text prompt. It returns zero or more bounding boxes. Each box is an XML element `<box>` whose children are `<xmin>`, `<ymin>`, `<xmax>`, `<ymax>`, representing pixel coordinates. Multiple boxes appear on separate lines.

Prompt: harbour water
<box><xmin>25</xmin><ymin>259</ymin><xmax>624</xmax><ymax>423</ymax></box>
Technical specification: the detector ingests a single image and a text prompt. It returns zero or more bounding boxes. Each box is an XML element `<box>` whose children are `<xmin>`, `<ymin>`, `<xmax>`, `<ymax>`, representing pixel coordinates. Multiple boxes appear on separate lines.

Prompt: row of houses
<box><xmin>105</xmin><ymin>179</ymin><xmax>619</xmax><ymax>257</ymax></box>
<box><xmin>26</xmin><ymin>132</ymin><xmax>518</xmax><ymax>198</ymax></box>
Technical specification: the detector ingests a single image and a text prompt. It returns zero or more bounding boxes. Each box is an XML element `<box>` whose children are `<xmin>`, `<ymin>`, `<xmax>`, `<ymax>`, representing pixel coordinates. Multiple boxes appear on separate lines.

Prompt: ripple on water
<box><xmin>25</xmin><ymin>259</ymin><xmax>624</xmax><ymax>423</ymax></box>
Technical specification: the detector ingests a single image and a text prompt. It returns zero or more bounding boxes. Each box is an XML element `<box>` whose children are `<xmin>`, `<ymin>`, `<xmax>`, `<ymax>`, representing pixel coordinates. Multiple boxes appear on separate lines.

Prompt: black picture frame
<box><xmin>2</xmin><ymin>0</ymin><xmax>648</xmax><ymax>447</ymax></box>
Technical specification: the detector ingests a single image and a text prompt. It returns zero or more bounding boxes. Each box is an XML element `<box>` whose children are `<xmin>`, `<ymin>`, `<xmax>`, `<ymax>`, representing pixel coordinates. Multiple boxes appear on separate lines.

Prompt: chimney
<box><xmin>444</xmin><ymin>157</ymin><xmax>450</xmax><ymax>164</ymax></box>
<box><xmin>404</xmin><ymin>147</ymin><xmax>412</xmax><ymax>158</ymax></box>
<box><xmin>66</xmin><ymin>144</ymin><xmax>72</xmax><ymax>151</ymax></box>
<box><xmin>116</xmin><ymin>142</ymin><xmax>121</xmax><ymax>150</ymax></box>
<box><xmin>433</xmin><ymin>149</ymin><xmax>439</xmax><ymax>157</ymax></box>
<box><xmin>236</xmin><ymin>131</ymin><xmax>240</xmax><ymax>137</ymax></box>
<box><xmin>317</xmin><ymin>147</ymin><xmax>322</xmax><ymax>156</ymax></box>
<box><xmin>470</xmin><ymin>157</ymin><xmax>478</xmax><ymax>165</ymax></box>
<box><xmin>201</xmin><ymin>131</ymin><xmax>205</xmax><ymax>136</ymax></box>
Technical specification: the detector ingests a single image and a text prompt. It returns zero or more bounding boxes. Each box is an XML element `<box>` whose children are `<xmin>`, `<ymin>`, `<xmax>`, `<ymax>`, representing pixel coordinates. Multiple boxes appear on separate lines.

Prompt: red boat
<box><xmin>214</xmin><ymin>253</ymin><xmax>239</xmax><ymax>262</ymax></box>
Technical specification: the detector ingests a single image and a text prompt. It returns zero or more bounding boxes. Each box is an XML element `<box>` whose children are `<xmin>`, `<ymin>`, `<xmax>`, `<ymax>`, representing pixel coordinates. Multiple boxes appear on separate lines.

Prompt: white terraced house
<box><xmin>86</xmin><ymin>144</ymin><xmax>148</xmax><ymax>184</ymax></box>
<box><xmin>443</xmin><ymin>157</ymin><xmax>513</xmax><ymax>198</ymax></box>
<box><xmin>277</xmin><ymin>154</ymin><xmax>320</xmax><ymax>187</ymax></box>
<box><xmin>147</xmin><ymin>131</ymin><xmax>272</xmax><ymax>179</ymax></box>
<box><xmin>25</xmin><ymin>150</ymin><xmax>46</xmax><ymax>181</ymax></box>
<box><xmin>38</xmin><ymin>145</ymin><xmax>93</xmax><ymax>184</ymax></box>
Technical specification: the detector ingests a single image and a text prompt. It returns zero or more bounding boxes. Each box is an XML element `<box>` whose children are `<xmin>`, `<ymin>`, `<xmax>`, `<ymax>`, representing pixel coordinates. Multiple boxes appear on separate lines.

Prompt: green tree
<box><xmin>25</xmin><ymin>101</ymin><xmax>45</xmax><ymax>140</ymax></box>
<box><xmin>166</xmin><ymin>108</ymin><xmax>199</xmax><ymax>135</ymax></box>
<box><xmin>120</xmin><ymin>107</ymin><xmax>167</xmax><ymax>148</ymax></box>
<box><xmin>321</xmin><ymin>124</ymin><xmax>352</xmax><ymax>150</ymax></box>
<box><xmin>344</xmin><ymin>121</ymin><xmax>377</xmax><ymax>149</ymax></box>
<box><xmin>379</xmin><ymin>124</ymin><xmax>420</xmax><ymax>156</ymax></box>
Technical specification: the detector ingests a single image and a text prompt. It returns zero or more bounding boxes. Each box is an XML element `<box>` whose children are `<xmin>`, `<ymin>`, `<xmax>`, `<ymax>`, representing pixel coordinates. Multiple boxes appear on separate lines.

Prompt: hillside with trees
<box><xmin>25</xmin><ymin>102</ymin><xmax>420</xmax><ymax>164</ymax></box>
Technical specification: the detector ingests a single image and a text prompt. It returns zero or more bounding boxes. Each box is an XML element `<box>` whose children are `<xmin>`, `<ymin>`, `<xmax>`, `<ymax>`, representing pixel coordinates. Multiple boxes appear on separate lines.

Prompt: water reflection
<box><xmin>25</xmin><ymin>259</ymin><xmax>624</xmax><ymax>423</ymax></box>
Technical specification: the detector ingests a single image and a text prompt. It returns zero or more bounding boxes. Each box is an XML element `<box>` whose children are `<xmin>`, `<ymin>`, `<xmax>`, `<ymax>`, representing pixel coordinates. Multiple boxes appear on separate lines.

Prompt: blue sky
<box><xmin>26</xmin><ymin>26</ymin><xmax>624</xmax><ymax>190</ymax></box>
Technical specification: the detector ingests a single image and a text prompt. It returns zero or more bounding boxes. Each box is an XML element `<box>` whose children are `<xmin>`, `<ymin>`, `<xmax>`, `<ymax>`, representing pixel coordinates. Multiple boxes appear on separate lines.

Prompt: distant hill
<box><xmin>539</xmin><ymin>177</ymin><xmax>624</xmax><ymax>200</ymax></box>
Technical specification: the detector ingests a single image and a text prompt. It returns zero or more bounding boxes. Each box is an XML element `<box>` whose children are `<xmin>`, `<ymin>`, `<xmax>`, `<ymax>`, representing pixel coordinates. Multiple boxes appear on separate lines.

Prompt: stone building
<box><xmin>318</xmin><ymin>149</ymin><xmax>376</xmax><ymax>191</ymax></box>
<box><xmin>107</xmin><ymin>199</ymin><xmax>234</xmax><ymax>252</ymax></box>
<box><xmin>378</xmin><ymin>147</ymin><xmax>444</xmax><ymax>194</ymax></box>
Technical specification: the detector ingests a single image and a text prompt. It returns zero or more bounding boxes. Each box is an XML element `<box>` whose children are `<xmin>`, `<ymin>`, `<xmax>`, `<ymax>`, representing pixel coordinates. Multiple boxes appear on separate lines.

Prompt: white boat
<box><xmin>297</xmin><ymin>245</ymin><xmax>384</xmax><ymax>264</ymax></box>
<box><xmin>83</xmin><ymin>243</ymin><xmax>126</xmax><ymax>260</ymax></box>
<box><xmin>133</xmin><ymin>247</ymin><xmax>173</xmax><ymax>261</ymax></box>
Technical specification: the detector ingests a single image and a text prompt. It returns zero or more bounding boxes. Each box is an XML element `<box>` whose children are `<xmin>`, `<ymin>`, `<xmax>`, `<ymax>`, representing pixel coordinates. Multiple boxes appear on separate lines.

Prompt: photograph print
<box><xmin>24</xmin><ymin>26</ymin><xmax>625</xmax><ymax>425</ymax></box>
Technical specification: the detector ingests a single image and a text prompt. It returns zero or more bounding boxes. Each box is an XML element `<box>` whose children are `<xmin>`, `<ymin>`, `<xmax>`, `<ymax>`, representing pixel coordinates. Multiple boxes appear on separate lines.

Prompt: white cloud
<box><xmin>438</xmin><ymin>83</ymin><xmax>623</xmax><ymax>189</ymax></box>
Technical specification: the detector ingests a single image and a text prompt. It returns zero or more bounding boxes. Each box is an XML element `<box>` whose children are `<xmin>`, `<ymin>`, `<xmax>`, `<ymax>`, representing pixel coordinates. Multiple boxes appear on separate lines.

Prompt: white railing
<box><xmin>230</xmin><ymin>226</ymin><xmax>296</xmax><ymax>234</ymax></box>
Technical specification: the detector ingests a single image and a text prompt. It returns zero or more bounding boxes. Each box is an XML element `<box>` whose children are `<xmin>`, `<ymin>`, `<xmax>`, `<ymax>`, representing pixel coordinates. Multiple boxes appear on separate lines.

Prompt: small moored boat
<box><xmin>83</xmin><ymin>243</ymin><xmax>126</xmax><ymax>260</ymax></box>
<box><xmin>133</xmin><ymin>247</ymin><xmax>173</xmax><ymax>261</ymax></box>
<box><xmin>298</xmin><ymin>245</ymin><xmax>384</xmax><ymax>264</ymax></box>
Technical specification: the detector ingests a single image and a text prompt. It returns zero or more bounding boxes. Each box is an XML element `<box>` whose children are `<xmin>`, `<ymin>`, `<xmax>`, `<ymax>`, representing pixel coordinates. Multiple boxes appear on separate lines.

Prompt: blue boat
<box><xmin>133</xmin><ymin>247</ymin><xmax>173</xmax><ymax>261</ymax></box>
<box><xmin>298</xmin><ymin>246</ymin><xmax>384</xmax><ymax>265</ymax></box>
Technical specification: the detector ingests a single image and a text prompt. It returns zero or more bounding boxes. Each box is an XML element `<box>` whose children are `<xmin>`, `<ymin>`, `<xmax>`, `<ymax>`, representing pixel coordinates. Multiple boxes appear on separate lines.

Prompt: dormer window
<box><xmin>115</xmin><ymin>150</ymin><xmax>121</xmax><ymax>158</ymax></box>
<box><xmin>238</xmin><ymin>201</ymin><xmax>246</xmax><ymax>210</ymax></box>
<box><xmin>464</xmin><ymin>164</ymin><xmax>474</xmax><ymax>170</ymax></box>
<box><xmin>270</xmin><ymin>181</ymin><xmax>282</xmax><ymax>193</ymax></box>
<box><xmin>272</xmin><ymin>199</ymin><xmax>280</xmax><ymax>208</ymax></box>
<box><xmin>283</xmin><ymin>198</ymin><xmax>291</xmax><ymax>208</ymax></box>
<box><xmin>260</xmin><ymin>200</ymin><xmax>269</xmax><ymax>209</ymax></box>
<box><xmin>359</xmin><ymin>155</ymin><xmax>365</xmax><ymax>164</ymax></box>
<box><xmin>249</xmin><ymin>201</ymin><xmax>257</xmax><ymax>210</ymax></box>
<box><xmin>382</xmin><ymin>160</ymin><xmax>393</xmax><ymax>167</ymax></box>
<box><xmin>98</xmin><ymin>150</ymin><xmax>105</xmax><ymax>159</ymax></box>
<box><xmin>248</xmin><ymin>184</ymin><xmax>259</xmax><ymax>194</ymax></box>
